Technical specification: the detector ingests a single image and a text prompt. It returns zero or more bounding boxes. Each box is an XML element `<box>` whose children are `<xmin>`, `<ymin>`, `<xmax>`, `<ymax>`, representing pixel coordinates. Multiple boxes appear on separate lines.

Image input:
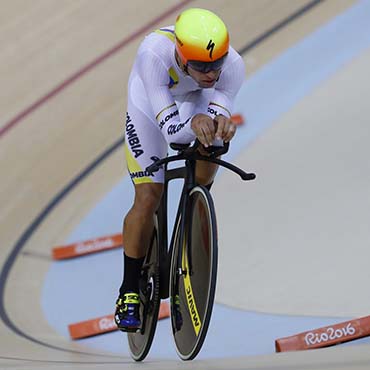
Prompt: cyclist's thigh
<box><xmin>132</xmin><ymin>182</ymin><xmax>164</xmax><ymax>212</ymax></box>
<box><xmin>125</xmin><ymin>88</ymin><xmax>167</xmax><ymax>185</ymax></box>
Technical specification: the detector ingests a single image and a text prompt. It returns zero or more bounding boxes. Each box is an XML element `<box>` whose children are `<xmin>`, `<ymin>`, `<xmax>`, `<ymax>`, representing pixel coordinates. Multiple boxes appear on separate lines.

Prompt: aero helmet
<box><xmin>175</xmin><ymin>8</ymin><xmax>229</xmax><ymax>71</ymax></box>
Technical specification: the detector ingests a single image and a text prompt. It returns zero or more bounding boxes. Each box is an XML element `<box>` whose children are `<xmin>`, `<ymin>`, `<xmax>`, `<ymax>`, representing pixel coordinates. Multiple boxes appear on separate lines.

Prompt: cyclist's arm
<box><xmin>207</xmin><ymin>51</ymin><xmax>245</xmax><ymax>121</ymax></box>
<box><xmin>205</xmin><ymin>52</ymin><xmax>245</xmax><ymax>143</ymax></box>
<box><xmin>137</xmin><ymin>50</ymin><xmax>196</xmax><ymax>144</ymax></box>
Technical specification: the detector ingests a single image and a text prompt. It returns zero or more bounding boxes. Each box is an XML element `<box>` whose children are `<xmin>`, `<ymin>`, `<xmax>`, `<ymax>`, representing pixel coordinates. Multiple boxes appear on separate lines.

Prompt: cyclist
<box><xmin>115</xmin><ymin>7</ymin><xmax>245</xmax><ymax>331</ymax></box>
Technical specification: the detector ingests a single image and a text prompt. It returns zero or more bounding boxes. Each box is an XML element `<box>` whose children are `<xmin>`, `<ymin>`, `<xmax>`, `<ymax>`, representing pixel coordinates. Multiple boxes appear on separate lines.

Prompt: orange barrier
<box><xmin>275</xmin><ymin>315</ymin><xmax>370</xmax><ymax>352</ymax></box>
<box><xmin>69</xmin><ymin>301</ymin><xmax>170</xmax><ymax>339</ymax></box>
<box><xmin>52</xmin><ymin>233</ymin><xmax>123</xmax><ymax>260</ymax></box>
<box><xmin>231</xmin><ymin>113</ymin><xmax>244</xmax><ymax>126</ymax></box>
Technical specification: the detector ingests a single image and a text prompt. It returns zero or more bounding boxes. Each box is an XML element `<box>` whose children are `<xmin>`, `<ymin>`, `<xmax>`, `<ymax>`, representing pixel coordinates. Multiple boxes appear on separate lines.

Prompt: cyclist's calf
<box><xmin>123</xmin><ymin>183</ymin><xmax>163</xmax><ymax>258</ymax></box>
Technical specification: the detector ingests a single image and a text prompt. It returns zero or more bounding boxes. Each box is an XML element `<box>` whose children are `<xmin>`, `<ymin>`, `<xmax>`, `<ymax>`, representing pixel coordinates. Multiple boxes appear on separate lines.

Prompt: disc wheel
<box><xmin>169</xmin><ymin>186</ymin><xmax>218</xmax><ymax>360</ymax></box>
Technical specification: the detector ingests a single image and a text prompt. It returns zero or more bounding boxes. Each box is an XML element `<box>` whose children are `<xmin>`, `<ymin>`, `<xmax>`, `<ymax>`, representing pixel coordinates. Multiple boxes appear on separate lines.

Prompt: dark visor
<box><xmin>187</xmin><ymin>53</ymin><xmax>228</xmax><ymax>73</ymax></box>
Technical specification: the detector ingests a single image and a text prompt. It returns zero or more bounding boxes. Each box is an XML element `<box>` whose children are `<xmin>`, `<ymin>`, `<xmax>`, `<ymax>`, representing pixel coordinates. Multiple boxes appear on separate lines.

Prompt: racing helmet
<box><xmin>175</xmin><ymin>8</ymin><xmax>229</xmax><ymax>72</ymax></box>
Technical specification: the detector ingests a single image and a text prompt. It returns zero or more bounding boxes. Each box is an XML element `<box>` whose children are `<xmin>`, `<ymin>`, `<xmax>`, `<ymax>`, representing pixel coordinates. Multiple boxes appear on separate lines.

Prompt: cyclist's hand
<box><xmin>191</xmin><ymin>113</ymin><xmax>215</xmax><ymax>147</ymax></box>
<box><xmin>214</xmin><ymin>115</ymin><xmax>237</xmax><ymax>143</ymax></box>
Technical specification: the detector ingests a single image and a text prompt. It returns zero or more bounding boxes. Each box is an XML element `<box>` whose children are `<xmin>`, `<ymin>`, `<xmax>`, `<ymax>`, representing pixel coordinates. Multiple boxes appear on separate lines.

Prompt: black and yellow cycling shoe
<box><xmin>114</xmin><ymin>292</ymin><xmax>141</xmax><ymax>332</ymax></box>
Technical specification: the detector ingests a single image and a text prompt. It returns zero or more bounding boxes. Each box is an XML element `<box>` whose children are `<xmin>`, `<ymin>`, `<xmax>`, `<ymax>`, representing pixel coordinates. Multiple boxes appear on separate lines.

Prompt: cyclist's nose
<box><xmin>205</xmin><ymin>70</ymin><xmax>219</xmax><ymax>78</ymax></box>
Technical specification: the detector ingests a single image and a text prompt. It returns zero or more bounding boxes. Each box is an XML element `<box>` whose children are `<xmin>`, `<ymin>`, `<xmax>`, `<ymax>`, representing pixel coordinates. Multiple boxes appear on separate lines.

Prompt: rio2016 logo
<box><xmin>304</xmin><ymin>323</ymin><xmax>356</xmax><ymax>346</ymax></box>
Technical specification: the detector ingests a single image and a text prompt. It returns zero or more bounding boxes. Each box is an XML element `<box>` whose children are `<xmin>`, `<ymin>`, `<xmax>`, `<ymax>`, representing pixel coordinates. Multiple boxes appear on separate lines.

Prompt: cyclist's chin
<box><xmin>198</xmin><ymin>79</ymin><xmax>216</xmax><ymax>88</ymax></box>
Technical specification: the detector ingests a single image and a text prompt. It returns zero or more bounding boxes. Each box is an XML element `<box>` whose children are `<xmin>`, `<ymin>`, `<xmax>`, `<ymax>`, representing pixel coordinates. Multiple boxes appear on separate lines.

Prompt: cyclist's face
<box><xmin>187</xmin><ymin>67</ymin><xmax>221</xmax><ymax>88</ymax></box>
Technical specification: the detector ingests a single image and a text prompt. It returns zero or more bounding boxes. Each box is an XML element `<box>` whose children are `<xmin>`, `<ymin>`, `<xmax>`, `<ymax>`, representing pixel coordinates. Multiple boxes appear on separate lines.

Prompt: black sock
<box><xmin>119</xmin><ymin>253</ymin><xmax>145</xmax><ymax>295</ymax></box>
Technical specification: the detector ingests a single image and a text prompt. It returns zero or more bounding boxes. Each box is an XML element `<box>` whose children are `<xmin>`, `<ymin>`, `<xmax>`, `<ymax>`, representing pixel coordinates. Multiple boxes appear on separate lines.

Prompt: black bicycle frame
<box><xmin>157</xmin><ymin>157</ymin><xmax>196</xmax><ymax>299</ymax></box>
<box><xmin>147</xmin><ymin>141</ymin><xmax>256</xmax><ymax>299</ymax></box>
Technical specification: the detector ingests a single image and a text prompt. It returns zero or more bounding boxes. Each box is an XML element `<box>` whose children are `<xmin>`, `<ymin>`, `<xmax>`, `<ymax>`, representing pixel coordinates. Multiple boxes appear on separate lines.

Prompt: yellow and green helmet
<box><xmin>175</xmin><ymin>8</ymin><xmax>229</xmax><ymax>72</ymax></box>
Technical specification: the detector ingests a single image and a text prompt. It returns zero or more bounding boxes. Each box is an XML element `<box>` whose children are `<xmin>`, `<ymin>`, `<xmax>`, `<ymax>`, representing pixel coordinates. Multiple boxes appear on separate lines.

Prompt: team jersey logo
<box><xmin>126</xmin><ymin>112</ymin><xmax>143</xmax><ymax>158</ymax></box>
<box><xmin>159</xmin><ymin>110</ymin><xmax>179</xmax><ymax>129</ymax></box>
<box><xmin>168</xmin><ymin>67</ymin><xmax>179</xmax><ymax>89</ymax></box>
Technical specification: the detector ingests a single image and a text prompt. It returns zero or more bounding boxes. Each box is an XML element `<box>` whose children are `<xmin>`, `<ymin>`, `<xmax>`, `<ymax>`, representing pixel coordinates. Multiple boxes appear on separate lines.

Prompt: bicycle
<box><xmin>126</xmin><ymin>140</ymin><xmax>256</xmax><ymax>361</ymax></box>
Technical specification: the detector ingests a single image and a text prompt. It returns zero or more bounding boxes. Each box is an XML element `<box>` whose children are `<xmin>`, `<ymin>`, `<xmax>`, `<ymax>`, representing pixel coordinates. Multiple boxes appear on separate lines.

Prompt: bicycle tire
<box><xmin>169</xmin><ymin>185</ymin><xmax>218</xmax><ymax>360</ymax></box>
<box><xmin>127</xmin><ymin>217</ymin><xmax>161</xmax><ymax>361</ymax></box>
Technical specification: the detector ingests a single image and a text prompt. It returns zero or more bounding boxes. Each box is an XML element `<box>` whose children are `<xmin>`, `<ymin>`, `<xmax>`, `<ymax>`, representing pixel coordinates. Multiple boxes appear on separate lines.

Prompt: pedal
<box><xmin>120</xmin><ymin>326</ymin><xmax>141</xmax><ymax>333</ymax></box>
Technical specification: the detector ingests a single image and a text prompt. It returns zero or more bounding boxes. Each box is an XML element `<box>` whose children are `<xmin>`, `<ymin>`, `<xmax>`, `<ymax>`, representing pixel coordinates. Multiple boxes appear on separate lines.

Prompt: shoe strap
<box><xmin>124</xmin><ymin>293</ymin><xmax>139</xmax><ymax>304</ymax></box>
<box><xmin>174</xmin><ymin>294</ymin><xmax>180</xmax><ymax>305</ymax></box>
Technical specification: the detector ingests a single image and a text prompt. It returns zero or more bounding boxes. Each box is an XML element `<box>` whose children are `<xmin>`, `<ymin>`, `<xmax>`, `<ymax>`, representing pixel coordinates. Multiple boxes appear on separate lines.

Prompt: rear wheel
<box><xmin>127</xmin><ymin>217</ymin><xmax>160</xmax><ymax>361</ymax></box>
<box><xmin>169</xmin><ymin>186</ymin><xmax>218</xmax><ymax>360</ymax></box>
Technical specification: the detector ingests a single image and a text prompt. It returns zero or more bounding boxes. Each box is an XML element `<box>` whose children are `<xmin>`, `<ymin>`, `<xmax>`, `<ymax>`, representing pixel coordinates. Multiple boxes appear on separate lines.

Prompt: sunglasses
<box><xmin>187</xmin><ymin>53</ymin><xmax>228</xmax><ymax>73</ymax></box>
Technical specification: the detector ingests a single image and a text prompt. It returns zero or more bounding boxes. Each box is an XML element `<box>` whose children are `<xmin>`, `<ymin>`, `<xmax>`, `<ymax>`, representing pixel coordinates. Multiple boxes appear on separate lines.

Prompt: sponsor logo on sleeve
<box><xmin>159</xmin><ymin>110</ymin><xmax>179</xmax><ymax>129</ymax></box>
<box><xmin>167</xmin><ymin>117</ymin><xmax>191</xmax><ymax>135</ymax></box>
<box><xmin>207</xmin><ymin>107</ymin><xmax>218</xmax><ymax>116</ymax></box>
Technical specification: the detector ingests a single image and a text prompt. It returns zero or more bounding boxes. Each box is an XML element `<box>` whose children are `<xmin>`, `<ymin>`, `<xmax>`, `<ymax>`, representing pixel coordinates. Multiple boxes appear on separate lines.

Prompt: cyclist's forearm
<box><xmin>160</xmin><ymin>116</ymin><xmax>196</xmax><ymax>144</ymax></box>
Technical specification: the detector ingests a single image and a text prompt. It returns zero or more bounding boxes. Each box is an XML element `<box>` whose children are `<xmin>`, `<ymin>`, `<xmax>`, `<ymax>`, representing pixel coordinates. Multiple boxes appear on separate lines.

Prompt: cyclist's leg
<box><xmin>121</xmin><ymin>182</ymin><xmax>163</xmax><ymax>288</ymax></box>
<box><xmin>195</xmin><ymin>157</ymin><xmax>218</xmax><ymax>187</ymax></box>
<box><xmin>116</xmin><ymin>81</ymin><xmax>167</xmax><ymax>330</ymax></box>
<box><xmin>123</xmin><ymin>183</ymin><xmax>163</xmax><ymax>258</ymax></box>
<box><xmin>122</xmin><ymin>77</ymin><xmax>166</xmax><ymax>283</ymax></box>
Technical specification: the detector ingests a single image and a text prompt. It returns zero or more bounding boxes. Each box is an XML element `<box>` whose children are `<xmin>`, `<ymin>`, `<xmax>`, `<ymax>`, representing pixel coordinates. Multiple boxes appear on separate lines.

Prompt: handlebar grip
<box><xmin>241</xmin><ymin>173</ymin><xmax>256</xmax><ymax>181</ymax></box>
<box><xmin>170</xmin><ymin>143</ymin><xmax>191</xmax><ymax>151</ymax></box>
<box><xmin>204</xmin><ymin>141</ymin><xmax>229</xmax><ymax>157</ymax></box>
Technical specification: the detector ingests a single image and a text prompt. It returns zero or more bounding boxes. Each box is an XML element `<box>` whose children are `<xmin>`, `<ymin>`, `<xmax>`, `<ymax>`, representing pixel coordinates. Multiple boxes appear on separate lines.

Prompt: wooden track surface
<box><xmin>2</xmin><ymin>1</ymin><xmax>369</xmax><ymax>369</ymax></box>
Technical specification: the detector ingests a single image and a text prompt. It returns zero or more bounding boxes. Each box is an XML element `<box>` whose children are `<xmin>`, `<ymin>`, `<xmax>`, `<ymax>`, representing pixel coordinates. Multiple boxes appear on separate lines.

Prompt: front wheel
<box><xmin>169</xmin><ymin>186</ymin><xmax>218</xmax><ymax>360</ymax></box>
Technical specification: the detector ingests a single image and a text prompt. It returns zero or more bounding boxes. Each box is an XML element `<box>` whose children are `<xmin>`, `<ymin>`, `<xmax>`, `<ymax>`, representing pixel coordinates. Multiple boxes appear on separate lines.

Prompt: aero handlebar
<box><xmin>146</xmin><ymin>140</ymin><xmax>256</xmax><ymax>181</ymax></box>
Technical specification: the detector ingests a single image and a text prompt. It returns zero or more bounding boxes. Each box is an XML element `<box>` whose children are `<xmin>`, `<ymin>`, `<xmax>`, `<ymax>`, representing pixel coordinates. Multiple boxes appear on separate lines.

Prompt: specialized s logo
<box><xmin>207</xmin><ymin>39</ymin><xmax>215</xmax><ymax>59</ymax></box>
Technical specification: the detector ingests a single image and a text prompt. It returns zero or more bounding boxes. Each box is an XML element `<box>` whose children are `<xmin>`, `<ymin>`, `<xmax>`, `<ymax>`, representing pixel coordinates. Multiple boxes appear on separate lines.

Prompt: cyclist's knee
<box><xmin>195</xmin><ymin>161</ymin><xmax>218</xmax><ymax>186</ymax></box>
<box><xmin>195</xmin><ymin>171</ymin><xmax>216</xmax><ymax>186</ymax></box>
<box><xmin>132</xmin><ymin>183</ymin><xmax>163</xmax><ymax>215</ymax></box>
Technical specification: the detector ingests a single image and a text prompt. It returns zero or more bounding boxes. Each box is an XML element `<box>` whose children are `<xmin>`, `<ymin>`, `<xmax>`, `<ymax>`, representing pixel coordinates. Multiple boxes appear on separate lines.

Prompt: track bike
<box><xmin>127</xmin><ymin>141</ymin><xmax>256</xmax><ymax>361</ymax></box>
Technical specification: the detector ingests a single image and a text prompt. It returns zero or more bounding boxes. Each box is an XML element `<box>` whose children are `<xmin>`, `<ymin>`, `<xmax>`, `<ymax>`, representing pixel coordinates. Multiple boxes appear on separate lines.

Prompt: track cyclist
<box><xmin>115</xmin><ymin>8</ymin><xmax>245</xmax><ymax>331</ymax></box>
